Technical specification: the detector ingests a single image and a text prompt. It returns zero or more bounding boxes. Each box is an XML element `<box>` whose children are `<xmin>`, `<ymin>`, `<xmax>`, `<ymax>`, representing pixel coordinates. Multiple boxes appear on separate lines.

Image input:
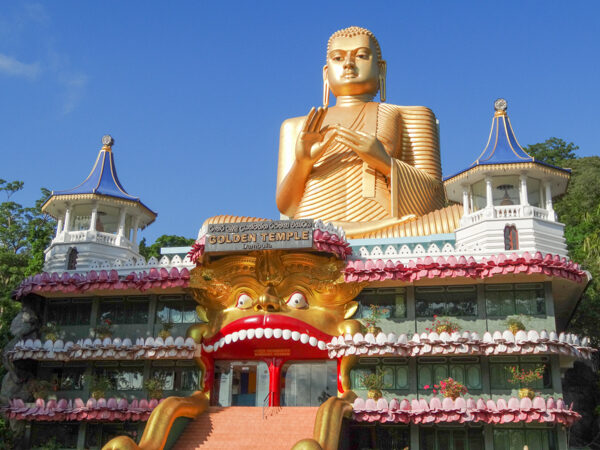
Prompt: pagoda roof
<box><xmin>42</xmin><ymin>136</ymin><xmax>156</xmax><ymax>218</ymax></box>
<box><xmin>444</xmin><ymin>99</ymin><xmax>570</xmax><ymax>182</ymax></box>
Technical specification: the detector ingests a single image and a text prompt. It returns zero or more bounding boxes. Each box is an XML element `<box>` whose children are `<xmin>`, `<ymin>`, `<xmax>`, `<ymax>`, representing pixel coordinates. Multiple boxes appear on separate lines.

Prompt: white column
<box><xmin>55</xmin><ymin>216</ymin><xmax>64</xmax><ymax>238</ymax></box>
<box><xmin>545</xmin><ymin>181</ymin><xmax>555</xmax><ymax>221</ymax></box>
<box><xmin>519</xmin><ymin>174</ymin><xmax>529</xmax><ymax>206</ymax></box>
<box><xmin>117</xmin><ymin>208</ymin><xmax>127</xmax><ymax>237</ymax></box>
<box><xmin>462</xmin><ymin>186</ymin><xmax>470</xmax><ymax>216</ymax></box>
<box><xmin>132</xmin><ymin>216</ymin><xmax>140</xmax><ymax>243</ymax></box>
<box><xmin>63</xmin><ymin>206</ymin><xmax>72</xmax><ymax>232</ymax></box>
<box><xmin>485</xmin><ymin>177</ymin><xmax>493</xmax><ymax>208</ymax></box>
<box><xmin>89</xmin><ymin>203</ymin><xmax>98</xmax><ymax>232</ymax></box>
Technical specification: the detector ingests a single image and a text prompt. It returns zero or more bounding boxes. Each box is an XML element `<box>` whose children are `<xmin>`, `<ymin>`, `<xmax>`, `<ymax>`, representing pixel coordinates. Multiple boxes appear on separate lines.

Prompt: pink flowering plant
<box><xmin>425</xmin><ymin>315</ymin><xmax>460</xmax><ymax>334</ymax></box>
<box><xmin>507</xmin><ymin>365</ymin><xmax>544</xmax><ymax>387</ymax></box>
<box><xmin>424</xmin><ymin>377</ymin><xmax>468</xmax><ymax>399</ymax></box>
<box><xmin>362</xmin><ymin>304</ymin><xmax>390</xmax><ymax>330</ymax></box>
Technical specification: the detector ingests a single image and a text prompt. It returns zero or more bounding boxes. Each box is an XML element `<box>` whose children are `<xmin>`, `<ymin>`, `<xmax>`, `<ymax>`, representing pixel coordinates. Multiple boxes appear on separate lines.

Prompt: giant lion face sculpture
<box><xmin>187</xmin><ymin>250</ymin><xmax>363</xmax><ymax>361</ymax></box>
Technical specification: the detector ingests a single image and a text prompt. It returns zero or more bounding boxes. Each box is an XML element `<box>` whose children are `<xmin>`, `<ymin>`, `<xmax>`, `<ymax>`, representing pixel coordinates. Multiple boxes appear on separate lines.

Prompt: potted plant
<box><xmin>41</xmin><ymin>321</ymin><xmax>62</xmax><ymax>342</ymax></box>
<box><xmin>93</xmin><ymin>318</ymin><xmax>114</xmax><ymax>339</ymax></box>
<box><xmin>425</xmin><ymin>315</ymin><xmax>460</xmax><ymax>334</ymax></box>
<box><xmin>158</xmin><ymin>321</ymin><xmax>174</xmax><ymax>339</ymax></box>
<box><xmin>359</xmin><ymin>367</ymin><xmax>385</xmax><ymax>400</ymax></box>
<box><xmin>26</xmin><ymin>379</ymin><xmax>53</xmax><ymax>400</ymax></box>
<box><xmin>85</xmin><ymin>374</ymin><xmax>113</xmax><ymax>400</ymax></box>
<box><xmin>505</xmin><ymin>315</ymin><xmax>527</xmax><ymax>334</ymax></box>
<box><xmin>143</xmin><ymin>376</ymin><xmax>167</xmax><ymax>399</ymax></box>
<box><xmin>424</xmin><ymin>377</ymin><xmax>468</xmax><ymax>400</ymax></box>
<box><xmin>362</xmin><ymin>304</ymin><xmax>389</xmax><ymax>335</ymax></box>
<box><xmin>507</xmin><ymin>365</ymin><xmax>545</xmax><ymax>399</ymax></box>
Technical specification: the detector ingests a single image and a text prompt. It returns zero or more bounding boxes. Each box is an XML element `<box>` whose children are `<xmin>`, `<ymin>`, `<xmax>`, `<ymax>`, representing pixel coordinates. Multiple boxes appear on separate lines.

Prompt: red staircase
<box><xmin>173</xmin><ymin>406</ymin><xmax>318</xmax><ymax>449</ymax></box>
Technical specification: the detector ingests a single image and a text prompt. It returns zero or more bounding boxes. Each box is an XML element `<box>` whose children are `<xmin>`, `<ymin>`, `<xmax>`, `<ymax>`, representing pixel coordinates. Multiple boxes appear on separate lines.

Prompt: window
<box><xmin>98</xmin><ymin>297</ymin><xmax>149</xmax><ymax>325</ymax></box>
<box><xmin>504</xmin><ymin>225</ymin><xmax>519</xmax><ymax>250</ymax></box>
<box><xmin>348</xmin><ymin>424</ymin><xmax>410</xmax><ymax>449</ymax></box>
<box><xmin>351</xmin><ymin>358</ymin><xmax>409</xmax><ymax>391</ymax></box>
<box><xmin>489</xmin><ymin>357</ymin><xmax>551</xmax><ymax>390</ymax></box>
<box><xmin>151</xmin><ymin>364</ymin><xmax>201</xmax><ymax>392</ymax></box>
<box><xmin>67</xmin><ymin>247</ymin><xmax>78</xmax><ymax>270</ymax></box>
<box><xmin>417</xmin><ymin>358</ymin><xmax>482</xmax><ymax>392</ymax></box>
<box><xmin>493</xmin><ymin>428</ymin><xmax>556</xmax><ymax>450</ymax></box>
<box><xmin>86</xmin><ymin>423</ymin><xmax>140</xmax><ymax>449</ymax></box>
<box><xmin>416</xmin><ymin>285</ymin><xmax>477</xmax><ymax>317</ymax></box>
<box><xmin>420</xmin><ymin>427</ymin><xmax>484</xmax><ymax>450</ymax></box>
<box><xmin>356</xmin><ymin>288</ymin><xmax>406</xmax><ymax>319</ymax></box>
<box><xmin>156</xmin><ymin>295</ymin><xmax>202</xmax><ymax>324</ymax></box>
<box><xmin>95</xmin><ymin>365</ymin><xmax>143</xmax><ymax>391</ymax></box>
<box><xmin>31</xmin><ymin>423</ymin><xmax>79</xmax><ymax>449</ymax></box>
<box><xmin>46</xmin><ymin>366</ymin><xmax>85</xmax><ymax>391</ymax></box>
<box><xmin>485</xmin><ymin>283</ymin><xmax>545</xmax><ymax>316</ymax></box>
<box><xmin>281</xmin><ymin>361</ymin><xmax>337</xmax><ymax>406</ymax></box>
<box><xmin>46</xmin><ymin>299</ymin><xmax>92</xmax><ymax>326</ymax></box>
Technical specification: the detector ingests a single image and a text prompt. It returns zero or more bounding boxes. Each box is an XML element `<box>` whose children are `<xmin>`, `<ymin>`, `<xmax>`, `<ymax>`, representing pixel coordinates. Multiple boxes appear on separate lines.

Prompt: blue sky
<box><xmin>1</xmin><ymin>1</ymin><xmax>598</xmax><ymax>243</ymax></box>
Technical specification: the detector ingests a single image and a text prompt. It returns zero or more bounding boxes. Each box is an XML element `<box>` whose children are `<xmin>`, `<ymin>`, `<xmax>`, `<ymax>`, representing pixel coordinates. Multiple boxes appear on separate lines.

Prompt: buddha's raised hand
<box><xmin>295</xmin><ymin>106</ymin><xmax>336</xmax><ymax>166</ymax></box>
<box><xmin>332</xmin><ymin>124</ymin><xmax>391</xmax><ymax>175</ymax></box>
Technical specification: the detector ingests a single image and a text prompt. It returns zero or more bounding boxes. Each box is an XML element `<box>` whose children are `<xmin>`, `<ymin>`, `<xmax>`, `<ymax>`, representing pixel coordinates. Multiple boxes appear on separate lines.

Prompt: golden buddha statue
<box><xmin>276</xmin><ymin>26</ymin><xmax>460</xmax><ymax>238</ymax></box>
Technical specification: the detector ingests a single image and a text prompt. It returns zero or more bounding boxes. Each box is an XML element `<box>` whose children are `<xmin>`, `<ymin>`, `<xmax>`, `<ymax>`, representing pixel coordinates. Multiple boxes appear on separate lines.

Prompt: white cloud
<box><xmin>60</xmin><ymin>73</ymin><xmax>88</xmax><ymax>115</ymax></box>
<box><xmin>0</xmin><ymin>53</ymin><xmax>40</xmax><ymax>79</ymax></box>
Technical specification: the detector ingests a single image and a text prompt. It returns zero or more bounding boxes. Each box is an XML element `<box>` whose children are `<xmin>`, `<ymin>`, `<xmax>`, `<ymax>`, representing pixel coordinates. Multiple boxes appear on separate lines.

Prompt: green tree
<box><xmin>138</xmin><ymin>234</ymin><xmax>195</xmax><ymax>260</ymax></box>
<box><xmin>524</xmin><ymin>137</ymin><xmax>578</xmax><ymax>167</ymax></box>
<box><xmin>522</xmin><ymin>141</ymin><xmax>600</xmax><ymax>343</ymax></box>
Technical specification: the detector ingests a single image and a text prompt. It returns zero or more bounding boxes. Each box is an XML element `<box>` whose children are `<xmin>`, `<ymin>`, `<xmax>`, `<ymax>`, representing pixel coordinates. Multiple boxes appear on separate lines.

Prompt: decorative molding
<box><xmin>352</xmin><ymin>396</ymin><xmax>580</xmax><ymax>426</ymax></box>
<box><xmin>327</xmin><ymin>329</ymin><xmax>594</xmax><ymax>359</ymax></box>
<box><xmin>7</xmin><ymin>336</ymin><xmax>198</xmax><ymax>362</ymax></box>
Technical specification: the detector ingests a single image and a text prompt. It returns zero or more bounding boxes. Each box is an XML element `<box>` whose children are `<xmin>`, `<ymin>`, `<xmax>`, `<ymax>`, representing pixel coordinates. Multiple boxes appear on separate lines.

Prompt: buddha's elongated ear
<box><xmin>322</xmin><ymin>64</ymin><xmax>330</xmax><ymax>108</ymax></box>
<box><xmin>378</xmin><ymin>60</ymin><xmax>387</xmax><ymax>102</ymax></box>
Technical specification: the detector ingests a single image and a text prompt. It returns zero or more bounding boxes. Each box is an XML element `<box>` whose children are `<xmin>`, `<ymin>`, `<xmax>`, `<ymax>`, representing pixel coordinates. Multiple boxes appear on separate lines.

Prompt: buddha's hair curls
<box><xmin>327</xmin><ymin>26</ymin><xmax>382</xmax><ymax>61</ymax></box>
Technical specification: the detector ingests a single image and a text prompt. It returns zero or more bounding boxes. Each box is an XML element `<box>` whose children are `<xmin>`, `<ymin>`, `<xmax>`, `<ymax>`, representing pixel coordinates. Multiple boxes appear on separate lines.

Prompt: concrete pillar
<box><xmin>545</xmin><ymin>181</ymin><xmax>555</xmax><ymax>221</ymax></box>
<box><xmin>63</xmin><ymin>205</ymin><xmax>72</xmax><ymax>232</ymax></box>
<box><xmin>117</xmin><ymin>208</ymin><xmax>127</xmax><ymax>237</ymax></box>
<box><xmin>89</xmin><ymin>204</ymin><xmax>98</xmax><ymax>232</ymax></box>
<box><xmin>485</xmin><ymin>177</ymin><xmax>493</xmax><ymax>208</ymax></box>
<box><xmin>55</xmin><ymin>217</ymin><xmax>64</xmax><ymax>237</ymax></box>
<box><xmin>132</xmin><ymin>216</ymin><xmax>140</xmax><ymax>243</ymax></box>
<box><xmin>519</xmin><ymin>174</ymin><xmax>529</xmax><ymax>206</ymax></box>
<box><xmin>462</xmin><ymin>185</ymin><xmax>470</xmax><ymax>216</ymax></box>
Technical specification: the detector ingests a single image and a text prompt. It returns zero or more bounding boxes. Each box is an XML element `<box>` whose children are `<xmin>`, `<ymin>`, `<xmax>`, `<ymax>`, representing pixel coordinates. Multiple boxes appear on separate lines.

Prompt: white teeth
<box><xmin>231</xmin><ymin>332</ymin><xmax>239</xmax><ymax>343</ymax></box>
<box><xmin>213</xmin><ymin>341</ymin><xmax>220</xmax><ymax>350</ymax></box>
<box><xmin>203</xmin><ymin>344</ymin><xmax>213</xmax><ymax>353</ymax></box>
<box><xmin>273</xmin><ymin>328</ymin><xmax>282</xmax><ymax>339</ymax></box>
<box><xmin>225</xmin><ymin>334</ymin><xmax>232</xmax><ymax>345</ymax></box>
<box><xmin>317</xmin><ymin>340</ymin><xmax>326</xmax><ymax>350</ymax></box>
<box><xmin>255</xmin><ymin>328</ymin><xmax>264</xmax><ymax>339</ymax></box>
<box><xmin>291</xmin><ymin>331</ymin><xmax>301</xmax><ymax>341</ymax></box>
<box><xmin>264</xmin><ymin>328</ymin><xmax>273</xmax><ymax>339</ymax></box>
<box><xmin>247</xmin><ymin>329</ymin><xmax>255</xmax><ymax>339</ymax></box>
<box><xmin>219</xmin><ymin>338</ymin><xmax>225</xmax><ymax>348</ymax></box>
<box><xmin>282</xmin><ymin>329</ymin><xmax>291</xmax><ymax>340</ymax></box>
<box><xmin>309</xmin><ymin>336</ymin><xmax>318</xmax><ymax>347</ymax></box>
<box><xmin>300</xmin><ymin>334</ymin><xmax>309</xmax><ymax>344</ymax></box>
<box><xmin>239</xmin><ymin>330</ymin><xmax>247</xmax><ymax>340</ymax></box>
<box><xmin>204</xmin><ymin>329</ymin><xmax>328</xmax><ymax>352</ymax></box>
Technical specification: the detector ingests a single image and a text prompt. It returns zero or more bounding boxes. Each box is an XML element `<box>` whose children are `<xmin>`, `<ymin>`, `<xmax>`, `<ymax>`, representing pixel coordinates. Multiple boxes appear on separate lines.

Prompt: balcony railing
<box><xmin>462</xmin><ymin>205</ymin><xmax>552</xmax><ymax>226</ymax></box>
<box><xmin>51</xmin><ymin>230</ymin><xmax>137</xmax><ymax>251</ymax></box>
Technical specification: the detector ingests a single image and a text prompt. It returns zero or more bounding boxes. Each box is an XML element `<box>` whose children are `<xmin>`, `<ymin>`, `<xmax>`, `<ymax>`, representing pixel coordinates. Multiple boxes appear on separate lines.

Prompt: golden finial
<box><xmin>101</xmin><ymin>134</ymin><xmax>114</xmax><ymax>151</ymax></box>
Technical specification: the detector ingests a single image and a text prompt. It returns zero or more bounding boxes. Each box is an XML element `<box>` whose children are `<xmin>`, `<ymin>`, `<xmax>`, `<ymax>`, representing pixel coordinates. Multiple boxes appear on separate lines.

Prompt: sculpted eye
<box><xmin>236</xmin><ymin>292</ymin><xmax>254</xmax><ymax>309</ymax></box>
<box><xmin>286</xmin><ymin>292</ymin><xmax>308</xmax><ymax>309</ymax></box>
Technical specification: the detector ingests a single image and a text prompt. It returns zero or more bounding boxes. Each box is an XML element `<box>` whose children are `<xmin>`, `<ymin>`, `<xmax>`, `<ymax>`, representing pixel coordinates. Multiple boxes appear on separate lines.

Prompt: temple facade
<box><xmin>1</xmin><ymin>97</ymin><xmax>592</xmax><ymax>450</ymax></box>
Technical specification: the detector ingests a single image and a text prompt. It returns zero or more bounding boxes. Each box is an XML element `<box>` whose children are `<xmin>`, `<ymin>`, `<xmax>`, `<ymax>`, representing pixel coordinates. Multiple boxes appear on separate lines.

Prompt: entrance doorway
<box><xmin>211</xmin><ymin>361</ymin><xmax>269</xmax><ymax>407</ymax></box>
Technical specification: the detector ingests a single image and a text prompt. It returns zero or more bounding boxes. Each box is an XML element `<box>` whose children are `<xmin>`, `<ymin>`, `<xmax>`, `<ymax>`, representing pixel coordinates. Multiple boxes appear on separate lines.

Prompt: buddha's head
<box><xmin>324</xmin><ymin>26</ymin><xmax>386</xmax><ymax>103</ymax></box>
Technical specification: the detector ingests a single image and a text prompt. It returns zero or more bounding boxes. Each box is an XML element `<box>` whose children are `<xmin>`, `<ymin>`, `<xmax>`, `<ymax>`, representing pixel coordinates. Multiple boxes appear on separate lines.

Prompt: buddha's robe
<box><xmin>287</xmin><ymin>102</ymin><xmax>446</xmax><ymax>227</ymax></box>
